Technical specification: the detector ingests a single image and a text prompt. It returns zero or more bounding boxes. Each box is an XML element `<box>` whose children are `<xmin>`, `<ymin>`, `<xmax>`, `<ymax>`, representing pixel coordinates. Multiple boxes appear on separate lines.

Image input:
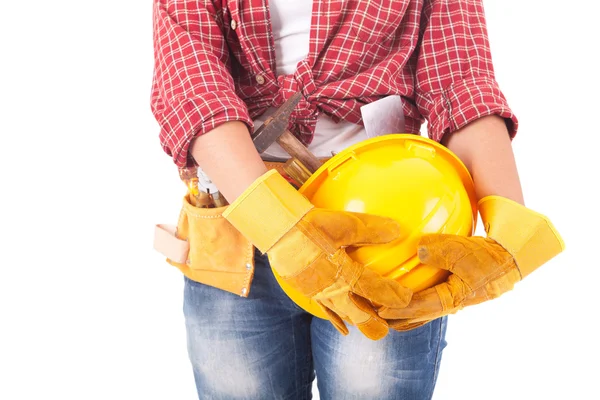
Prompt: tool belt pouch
<box><xmin>153</xmin><ymin>194</ymin><xmax>255</xmax><ymax>297</ymax></box>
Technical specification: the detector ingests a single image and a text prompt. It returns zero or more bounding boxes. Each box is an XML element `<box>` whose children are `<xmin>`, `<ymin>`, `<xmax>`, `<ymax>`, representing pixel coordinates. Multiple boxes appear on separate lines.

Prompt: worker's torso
<box><xmin>213</xmin><ymin>0</ymin><xmax>424</xmax><ymax>147</ymax></box>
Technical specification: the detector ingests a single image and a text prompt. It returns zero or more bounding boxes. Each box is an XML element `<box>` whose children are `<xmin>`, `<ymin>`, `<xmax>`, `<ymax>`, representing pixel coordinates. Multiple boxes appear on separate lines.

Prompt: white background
<box><xmin>0</xmin><ymin>1</ymin><xmax>598</xmax><ymax>399</ymax></box>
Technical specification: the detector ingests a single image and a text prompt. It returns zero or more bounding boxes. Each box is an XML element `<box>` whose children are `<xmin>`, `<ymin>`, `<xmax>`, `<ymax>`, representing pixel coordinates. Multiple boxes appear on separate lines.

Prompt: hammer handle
<box><xmin>276</xmin><ymin>130</ymin><xmax>322</xmax><ymax>173</ymax></box>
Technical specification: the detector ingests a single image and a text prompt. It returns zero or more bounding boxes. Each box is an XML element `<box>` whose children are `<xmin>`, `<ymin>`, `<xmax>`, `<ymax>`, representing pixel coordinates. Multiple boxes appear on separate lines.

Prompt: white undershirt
<box><xmin>256</xmin><ymin>0</ymin><xmax>368</xmax><ymax>160</ymax></box>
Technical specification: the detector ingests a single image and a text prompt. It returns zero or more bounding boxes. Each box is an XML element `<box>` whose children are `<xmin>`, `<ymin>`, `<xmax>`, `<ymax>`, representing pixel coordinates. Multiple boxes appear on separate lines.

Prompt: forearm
<box><xmin>190</xmin><ymin>121</ymin><xmax>268</xmax><ymax>203</ymax></box>
<box><xmin>443</xmin><ymin>115</ymin><xmax>524</xmax><ymax>205</ymax></box>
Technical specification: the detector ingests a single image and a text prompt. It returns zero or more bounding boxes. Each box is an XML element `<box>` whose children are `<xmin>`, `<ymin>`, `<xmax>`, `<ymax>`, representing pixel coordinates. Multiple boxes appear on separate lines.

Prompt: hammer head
<box><xmin>252</xmin><ymin>92</ymin><xmax>302</xmax><ymax>154</ymax></box>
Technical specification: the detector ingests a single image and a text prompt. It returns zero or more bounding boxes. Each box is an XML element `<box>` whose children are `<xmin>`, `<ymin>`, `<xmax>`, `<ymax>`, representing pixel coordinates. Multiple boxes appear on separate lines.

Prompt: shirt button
<box><xmin>255</xmin><ymin>75</ymin><xmax>265</xmax><ymax>85</ymax></box>
<box><xmin>230</xmin><ymin>19</ymin><xmax>237</xmax><ymax>30</ymax></box>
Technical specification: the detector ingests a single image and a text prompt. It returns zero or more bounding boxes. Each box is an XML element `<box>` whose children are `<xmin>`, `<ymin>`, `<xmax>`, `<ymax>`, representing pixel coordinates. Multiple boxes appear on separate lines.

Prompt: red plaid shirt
<box><xmin>151</xmin><ymin>0</ymin><xmax>518</xmax><ymax>167</ymax></box>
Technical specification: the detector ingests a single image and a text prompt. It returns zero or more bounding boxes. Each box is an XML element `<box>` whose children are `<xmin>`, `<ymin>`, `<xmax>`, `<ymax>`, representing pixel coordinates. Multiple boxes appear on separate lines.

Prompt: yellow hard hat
<box><xmin>272</xmin><ymin>134</ymin><xmax>478</xmax><ymax>319</ymax></box>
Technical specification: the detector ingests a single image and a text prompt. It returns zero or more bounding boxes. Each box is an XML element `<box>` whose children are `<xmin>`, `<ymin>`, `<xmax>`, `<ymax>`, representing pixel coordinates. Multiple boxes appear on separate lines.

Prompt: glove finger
<box><xmin>462</xmin><ymin>269</ymin><xmax>520</xmax><ymax>307</ymax></box>
<box><xmin>418</xmin><ymin>235</ymin><xmax>515</xmax><ymax>289</ymax></box>
<box><xmin>353</xmin><ymin>267</ymin><xmax>413</xmax><ymax>309</ymax></box>
<box><xmin>317</xmin><ymin>301</ymin><xmax>350</xmax><ymax>336</ymax></box>
<box><xmin>388</xmin><ymin>319</ymin><xmax>429</xmax><ymax>332</ymax></box>
<box><xmin>348</xmin><ymin>293</ymin><xmax>390</xmax><ymax>341</ymax></box>
<box><xmin>310</xmin><ymin>209</ymin><xmax>401</xmax><ymax>248</ymax></box>
<box><xmin>377</xmin><ymin>282</ymin><xmax>454</xmax><ymax>320</ymax></box>
<box><xmin>417</xmin><ymin>234</ymin><xmax>474</xmax><ymax>272</ymax></box>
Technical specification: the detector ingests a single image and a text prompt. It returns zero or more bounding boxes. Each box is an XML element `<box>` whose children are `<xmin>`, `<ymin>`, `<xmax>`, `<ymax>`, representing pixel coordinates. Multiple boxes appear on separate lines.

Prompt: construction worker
<box><xmin>150</xmin><ymin>0</ymin><xmax>564</xmax><ymax>398</ymax></box>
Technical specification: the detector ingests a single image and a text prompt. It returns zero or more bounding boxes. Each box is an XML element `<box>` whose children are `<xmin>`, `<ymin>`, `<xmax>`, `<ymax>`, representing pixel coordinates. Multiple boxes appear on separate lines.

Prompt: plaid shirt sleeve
<box><xmin>414</xmin><ymin>0</ymin><xmax>519</xmax><ymax>142</ymax></box>
<box><xmin>151</xmin><ymin>0</ymin><xmax>253</xmax><ymax>167</ymax></box>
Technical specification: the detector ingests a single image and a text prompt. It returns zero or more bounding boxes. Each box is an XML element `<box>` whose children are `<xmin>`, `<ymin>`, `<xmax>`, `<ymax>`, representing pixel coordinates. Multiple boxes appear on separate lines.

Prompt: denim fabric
<box><xmin>183</xmin><ymin>250</ymin><xmax>447</xmax><ymax>400</ymax></box>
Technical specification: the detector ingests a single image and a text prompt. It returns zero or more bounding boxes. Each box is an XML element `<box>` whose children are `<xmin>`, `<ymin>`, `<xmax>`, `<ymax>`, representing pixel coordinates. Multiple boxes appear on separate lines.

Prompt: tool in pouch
<box><xmin>178</xmin><ymin>166</ymin><xmax>228</xmax><ymax>208</ymax></box>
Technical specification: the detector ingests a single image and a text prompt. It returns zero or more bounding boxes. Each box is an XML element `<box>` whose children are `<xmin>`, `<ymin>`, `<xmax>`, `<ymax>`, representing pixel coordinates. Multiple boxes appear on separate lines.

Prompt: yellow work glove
<box><xmin>223</xmin><ymin>170</ymin><xmax>413</xmax><ymax>340</ymax></box>
<box><xmin>378</xmin><ymin>195</ymin><xmax>565</xmax><ymax>331</ymax></box>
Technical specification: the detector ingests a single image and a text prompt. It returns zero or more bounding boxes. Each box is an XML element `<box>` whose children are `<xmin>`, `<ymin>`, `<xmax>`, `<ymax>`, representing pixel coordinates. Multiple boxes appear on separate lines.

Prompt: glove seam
<box><xmin>282</xmin><ymin>252</ymin><xmax>337</xmax><ymax>298</ymax></box>
<box><xmin>296</xmin><ymin>216</ymin><xmax>338</xmax><ymax>257</ymax></box>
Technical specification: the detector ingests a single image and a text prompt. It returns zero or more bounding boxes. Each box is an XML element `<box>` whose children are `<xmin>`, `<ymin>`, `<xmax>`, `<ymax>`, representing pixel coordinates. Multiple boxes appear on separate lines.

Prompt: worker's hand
<box><xmin>223</xmin><ymin>170</ymin><xmax>413</xmax><ymax>340</ymax></box>
<box><xmin>378</xmin><ymin>196</ymin><xmax>565</xmax><ymax>331</ymax></box>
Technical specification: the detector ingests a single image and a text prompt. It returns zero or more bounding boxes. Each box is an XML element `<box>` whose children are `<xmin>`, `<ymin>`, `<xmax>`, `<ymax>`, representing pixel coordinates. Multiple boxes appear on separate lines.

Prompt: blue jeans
<box><xmin>183</xmin><ymin>250</ymin><xmax>447</xmax><ymax>400</ymax></box>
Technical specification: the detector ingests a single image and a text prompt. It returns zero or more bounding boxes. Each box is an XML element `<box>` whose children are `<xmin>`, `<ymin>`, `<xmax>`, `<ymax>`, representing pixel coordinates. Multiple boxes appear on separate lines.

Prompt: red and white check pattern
<box><xmin>151</xmin><ymin>0</ymin><xmax>518</xmax><ymax>167</ymax></box>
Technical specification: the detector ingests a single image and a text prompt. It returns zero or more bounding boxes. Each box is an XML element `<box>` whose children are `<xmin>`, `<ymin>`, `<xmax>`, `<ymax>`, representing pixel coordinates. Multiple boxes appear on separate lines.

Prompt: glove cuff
<box><xmin>478</xmin><ymin>196</ymin><xmax>565</xmax><ymax>278</ymax></box>
<box><xmin>223</xmin><ymin>169</ymin><xmax>313</xmax><ymax>253</ymax></box>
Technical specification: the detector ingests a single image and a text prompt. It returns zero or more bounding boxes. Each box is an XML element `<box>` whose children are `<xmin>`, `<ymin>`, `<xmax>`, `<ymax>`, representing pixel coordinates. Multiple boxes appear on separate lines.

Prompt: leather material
<box><xmin>151</xmin><ymin>158</ymin><xmax>327</xmax><ymax>297</ymax></box>
<box><xmin>378</xmin><ymin>195</ymin><xmax>565</xmax><ymax>331</ymax></box>
<box><xmin>160</xmin><ymin>194</ymin><xmax>255</xmax><ymax>297</ymax></box>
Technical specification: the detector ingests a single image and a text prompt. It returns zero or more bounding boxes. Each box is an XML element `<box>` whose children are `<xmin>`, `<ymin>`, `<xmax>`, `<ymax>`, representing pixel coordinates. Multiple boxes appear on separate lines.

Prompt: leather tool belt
<box><xmin>153</xmin><ymin>159</ymin><xmax>323</xmax><ymax>297</ymax></box>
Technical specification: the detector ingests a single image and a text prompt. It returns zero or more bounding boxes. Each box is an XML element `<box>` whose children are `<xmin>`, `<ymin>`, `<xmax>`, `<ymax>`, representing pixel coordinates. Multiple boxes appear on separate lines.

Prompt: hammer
<box><xmin>252</xmin><ymin>92</ymin><xmax>323</xmax><ymax>174</ymax></box>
